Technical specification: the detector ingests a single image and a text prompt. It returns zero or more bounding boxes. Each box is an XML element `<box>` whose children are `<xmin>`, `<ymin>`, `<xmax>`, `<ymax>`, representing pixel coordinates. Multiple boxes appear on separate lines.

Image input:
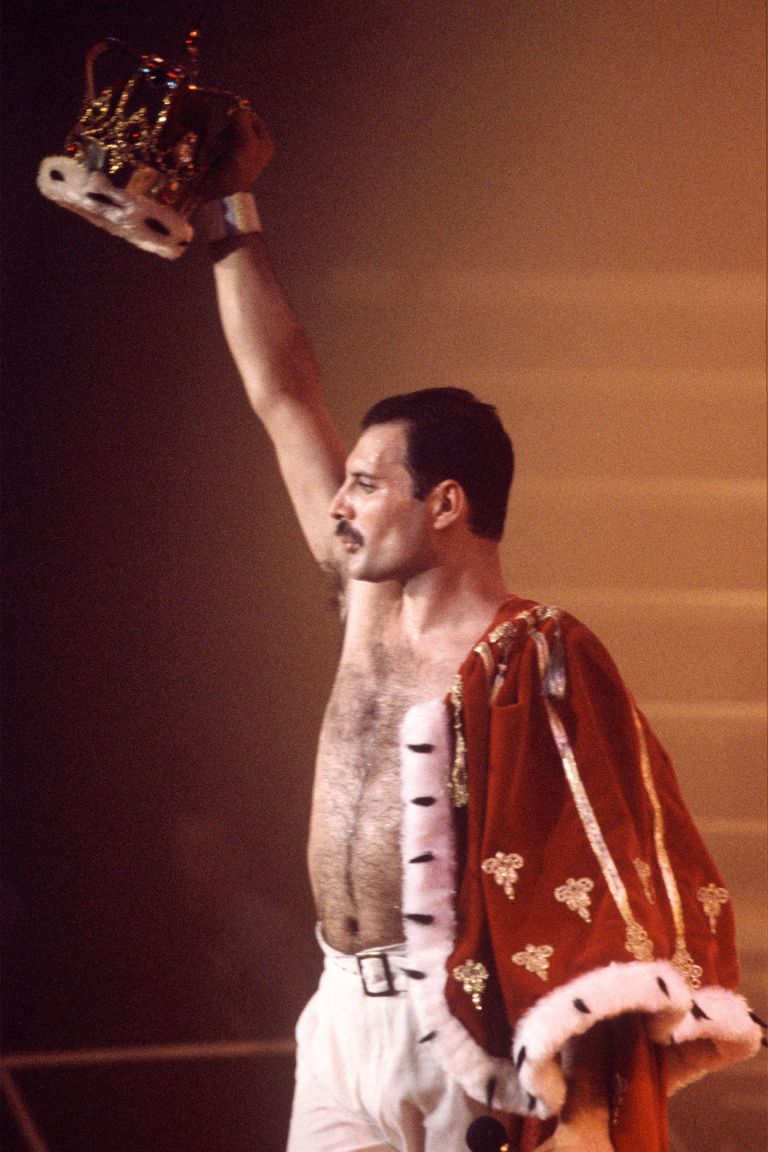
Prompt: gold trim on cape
<box><xmin>631</xmin><ymin>704</ymin><xmax>703</xmax><ymax>989</ymax></box>
<box><xmin>531</xmin><ymin>622</ymin><xmax>655</xmax><ymax>963</ymax></box>
<box><xmin>448</xmin><ymin>675</ymin><xmax>469</xmax><ymax>807</ymax></box>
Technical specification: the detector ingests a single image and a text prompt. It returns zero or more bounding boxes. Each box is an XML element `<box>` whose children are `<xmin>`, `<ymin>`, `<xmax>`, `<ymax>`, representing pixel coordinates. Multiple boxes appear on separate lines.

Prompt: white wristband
<box><xmin>197</xmin><ymin>192</ymin><xmax>262</xmax><ymax>242</ymax></box>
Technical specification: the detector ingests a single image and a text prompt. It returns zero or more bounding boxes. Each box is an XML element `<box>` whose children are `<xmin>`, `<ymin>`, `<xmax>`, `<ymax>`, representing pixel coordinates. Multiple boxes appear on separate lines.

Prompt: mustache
<box><xmin>335</xmin><ymin>520</ymin><xmax>364</xmax><ymax>547</ymax></box>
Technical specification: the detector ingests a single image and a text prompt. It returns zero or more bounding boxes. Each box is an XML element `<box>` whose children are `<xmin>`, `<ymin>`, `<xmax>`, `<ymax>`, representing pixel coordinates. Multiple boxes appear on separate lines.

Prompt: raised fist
<box><xmin>199</xmin><ymin>107</ymin><xmax>275</xmax><ymax>200</ymax></box>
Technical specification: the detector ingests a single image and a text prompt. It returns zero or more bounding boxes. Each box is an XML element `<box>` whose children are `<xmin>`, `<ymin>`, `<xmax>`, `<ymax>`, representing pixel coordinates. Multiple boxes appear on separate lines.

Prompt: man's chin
<box><xmin>347</xmin><ymin>557</ymin><xmax>382</xmax><ymax>583</ymax></box>
<box><xmin>349</xmin><ymin>566</ymin><xmax>404</xmax><ymax>589</ymax></box>
<box><xmin>343</xmin><ymin>550</ymin><xmax>408</xmax><ymax>586</ymax></box>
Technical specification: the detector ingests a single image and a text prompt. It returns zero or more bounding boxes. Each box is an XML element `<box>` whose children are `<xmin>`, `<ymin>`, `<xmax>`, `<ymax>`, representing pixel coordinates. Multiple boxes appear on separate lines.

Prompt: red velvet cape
<box><xmin>398</xmin><ymin>596</ymin><xmax>762</xmax><ymax>1150</ymax></box>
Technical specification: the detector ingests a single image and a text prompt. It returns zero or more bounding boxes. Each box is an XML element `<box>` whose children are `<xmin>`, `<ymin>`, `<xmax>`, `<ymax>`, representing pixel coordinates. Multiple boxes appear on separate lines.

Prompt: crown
<box><xmin>37</xmin><ymin>29</ymin><xmax>247</xmax><ymax>258</ymax></box>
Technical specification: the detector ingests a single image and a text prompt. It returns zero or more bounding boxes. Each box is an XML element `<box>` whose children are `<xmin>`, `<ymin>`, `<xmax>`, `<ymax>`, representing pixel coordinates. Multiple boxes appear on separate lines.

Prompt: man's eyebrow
<box><xmin>351</xmin><ymin>469</ymin><xmax>379</xmax><ymax>480</ymax></box>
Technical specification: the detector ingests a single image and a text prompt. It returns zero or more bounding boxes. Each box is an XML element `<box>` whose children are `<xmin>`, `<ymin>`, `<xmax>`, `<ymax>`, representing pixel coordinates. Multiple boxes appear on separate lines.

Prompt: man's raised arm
<box><xmin>204</xmin><ymin>112</ymin><xmax>346</xmax><ymax>567</ymax></box>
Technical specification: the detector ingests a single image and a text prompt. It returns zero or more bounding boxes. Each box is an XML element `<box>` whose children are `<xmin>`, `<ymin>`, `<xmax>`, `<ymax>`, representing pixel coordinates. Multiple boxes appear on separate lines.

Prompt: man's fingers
<box><xmin>228</xmin><ymin>107</ymin><xmax>273</xmax><ymax>149</ymax></box>
<box><xmin>249</xmin><ymin>113</ymin><xmax>276</xmax><ymax>162</ymax></box>
<box><xmin>196</xmin><ymin>105</ymin><xmax>275</xmax><ymax>199</ymax></box>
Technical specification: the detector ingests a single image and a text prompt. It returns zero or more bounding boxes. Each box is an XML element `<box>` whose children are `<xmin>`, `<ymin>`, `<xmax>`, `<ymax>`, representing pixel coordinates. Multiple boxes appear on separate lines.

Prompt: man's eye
<box><xmin>357</xmin><ymin>479</ymin><xmax>376</xmax><ymax>492</ymax></box>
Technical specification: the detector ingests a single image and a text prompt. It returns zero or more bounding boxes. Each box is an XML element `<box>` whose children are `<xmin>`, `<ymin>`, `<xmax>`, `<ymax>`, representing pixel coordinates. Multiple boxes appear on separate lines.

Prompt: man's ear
<box><xmin>429</xmin><ymin>479</ymin><xmax>467</xmax><ymax>530</ymax></box>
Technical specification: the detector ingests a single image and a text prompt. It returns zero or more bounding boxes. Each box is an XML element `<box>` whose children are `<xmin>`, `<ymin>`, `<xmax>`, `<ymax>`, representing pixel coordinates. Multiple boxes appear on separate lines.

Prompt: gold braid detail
<box><xmin>533</xmin><ymin>627</ymin><xmax>653</xmax><ymax>962</ymax></box>
<box><xmin>631</xmin><ymin>705</ymin><xmax>703</xmax><ymax>989</ymax></box>
<box><xmin>448</xmin><ymin>675</ymin><xmax>469</xmax><ymax>807</ymax></box>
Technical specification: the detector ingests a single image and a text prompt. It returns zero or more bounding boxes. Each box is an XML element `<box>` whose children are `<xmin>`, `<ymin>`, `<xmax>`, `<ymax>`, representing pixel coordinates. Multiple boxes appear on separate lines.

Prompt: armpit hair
<box><xmin>320</xmin><ymin>561</ymin><xmax>348</xmax><ymax>622</ymax></box>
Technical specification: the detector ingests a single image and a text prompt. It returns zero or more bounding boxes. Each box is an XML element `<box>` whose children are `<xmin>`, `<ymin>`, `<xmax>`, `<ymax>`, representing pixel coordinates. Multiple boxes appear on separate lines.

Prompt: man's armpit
<box><xmin>320</xmin><ymin>559</ymin><xmax>347</xmax><ymax>622</ymax></box>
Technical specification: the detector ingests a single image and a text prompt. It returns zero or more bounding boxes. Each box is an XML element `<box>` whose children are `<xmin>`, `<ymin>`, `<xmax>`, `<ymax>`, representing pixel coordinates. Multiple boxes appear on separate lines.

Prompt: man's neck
<box><xmin>392</xmin><ymin>550</ymin><xmax>509</xmax><ymax>646</ymax></box>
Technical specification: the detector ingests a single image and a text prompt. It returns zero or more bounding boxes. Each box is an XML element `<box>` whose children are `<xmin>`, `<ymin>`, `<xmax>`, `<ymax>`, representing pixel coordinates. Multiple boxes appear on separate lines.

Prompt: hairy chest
<box><xmin>316</xmin><ymin>642</ymin><xmax>457</xmax><ymax>788</ymax></box>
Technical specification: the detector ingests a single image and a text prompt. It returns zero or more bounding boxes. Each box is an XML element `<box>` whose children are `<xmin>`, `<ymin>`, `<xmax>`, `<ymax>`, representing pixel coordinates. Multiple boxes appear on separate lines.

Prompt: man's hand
<box><xmin>532</xmin><ymin>1022</ymin><xmax>615</xmax><ymax>1152</ymax></box>
<box><xmin>200</xmin><ymin>108</ymin><xmax>275</xmax><ymax>200</ymax></box>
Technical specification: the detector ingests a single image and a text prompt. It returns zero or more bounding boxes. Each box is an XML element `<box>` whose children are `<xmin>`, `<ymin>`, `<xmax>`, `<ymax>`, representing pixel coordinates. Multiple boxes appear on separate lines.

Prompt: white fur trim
<box><xmin>514</xmin><ymin>964</ymin><xmax>763</xmax><ymax>1117</ymax></box>
<box><xmin>399</xmin><ymin>697</ymin><xmax>765</xmax><ymax>1121</ymax></box>
<box><xmin>666</xmin><ymin>984</ymin><xmax>764</xmax><ymax>1093</ymax></box>
<box><xmin>513</xmin><ymin>960</ymin><xmax>685</xmax><ymax>1116</ymax></box>
<box><xmin>37</xmin><ymin>156</ymin><xmax>193</xmax><ymax>259</ymax></box>
<box><xmin>399</xmin><ymin>699</ymin><xmax>527</xmax><ymax>1113</ymax></box>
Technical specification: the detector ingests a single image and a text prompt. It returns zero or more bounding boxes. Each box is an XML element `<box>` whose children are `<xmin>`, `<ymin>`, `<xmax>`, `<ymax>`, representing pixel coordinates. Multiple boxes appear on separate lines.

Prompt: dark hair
<box><xmin>361</xmin><ymin>387</ymin><xmax>514</xmax><ymax>540</ymax></box>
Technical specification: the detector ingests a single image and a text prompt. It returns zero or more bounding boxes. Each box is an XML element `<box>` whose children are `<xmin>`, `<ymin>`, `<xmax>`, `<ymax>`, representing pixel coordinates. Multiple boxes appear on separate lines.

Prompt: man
<box><xmin>201</xmin><ymin>112</ymin><xmax>762</xmax><ymax>1152</ymax></box>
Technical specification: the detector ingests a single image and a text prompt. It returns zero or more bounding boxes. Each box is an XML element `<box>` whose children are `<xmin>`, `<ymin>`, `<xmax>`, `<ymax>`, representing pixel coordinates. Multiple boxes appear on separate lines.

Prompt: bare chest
<box><xmin>308</xmin><ymin>641</ymin><xmax>461</xmax><ymax>951</ymax></box>
<box><xmin>317</xmin><ymin>641</ymin><xmax>457</xmax><ymax>789</ymax></box>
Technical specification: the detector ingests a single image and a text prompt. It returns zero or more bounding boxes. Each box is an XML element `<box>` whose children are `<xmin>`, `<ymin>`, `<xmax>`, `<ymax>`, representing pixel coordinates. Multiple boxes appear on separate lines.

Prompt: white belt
<box><xmin>318</xmin><ymin>926</ymin><xmax>410</xmax><ymax>997</ymax></box>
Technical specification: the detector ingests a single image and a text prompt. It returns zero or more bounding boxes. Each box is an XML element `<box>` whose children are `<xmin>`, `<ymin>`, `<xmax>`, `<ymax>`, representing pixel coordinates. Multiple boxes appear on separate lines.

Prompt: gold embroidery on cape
<box><xmin>697</xmin><ymin>884</ymin><xmax>730</xmax><ymax>934</ymax></box>
<box><xmin>672</xmin><ymin>946</ymin><xmax>704</xmax><ymax>989</ymax></box>
<box><xmin>625</xmin><ymin>920</ymin><xmax>653</xmax><ymax>961</ymax></box>
<box><xmin>448</xmin><ymin>675</ymin><xmax>469</xmax><ymax>807</ymax></box>
<box><xmin>554</xmin><ymin>876</ymin><xmax>594</xmax><ymax>922</ymax></box>
<box><xmin>482</xmin><ymin>851</ymin><xmax>524</xmax><ymax>899</ymax></box>
<box><xmin>452</xmin><ymin>959</ymin><xmax>488</xmax><ymax>1010</ymax></box>
<box><xmin>633</xmin><ymin>858</ymin><xmax>655</xmax><ymax>903</ymax></box>
<box><xmin>512</xmin><ymin>944</ymin><xmax>554</xmax><ymax>982</ymax></box>
<box><xmin>631</xmin><ymin>705</ymin><xmax>702</xmax><ymax>988</ymax></box>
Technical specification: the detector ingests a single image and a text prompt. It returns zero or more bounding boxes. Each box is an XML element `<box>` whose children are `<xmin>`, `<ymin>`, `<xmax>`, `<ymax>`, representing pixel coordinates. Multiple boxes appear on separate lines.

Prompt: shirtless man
<box><xmin>203</xmin><ymin>110</ymin><xmax>616</xmax><ymax>1152</ymax></box>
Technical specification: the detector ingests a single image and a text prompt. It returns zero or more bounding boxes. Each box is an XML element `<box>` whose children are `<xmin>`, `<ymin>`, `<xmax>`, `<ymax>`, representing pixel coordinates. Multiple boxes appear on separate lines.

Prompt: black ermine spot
<box><xmin>86</xmin><ymin>192</ymin><xmax>120</xmax><ymax>206</ymax></box>
<box><xmin>485</xmin><ymin>1077</ymin><xmax>497</xmax><ymax>1108</ymax></box>
<box><xmin>145</xmin><ymin>217</ymin><xmax>171</xmax><ymax>236</ymax></box>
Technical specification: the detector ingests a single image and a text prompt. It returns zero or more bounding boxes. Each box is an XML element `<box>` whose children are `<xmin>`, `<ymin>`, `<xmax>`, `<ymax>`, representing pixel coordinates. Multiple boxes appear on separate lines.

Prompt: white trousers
<box><xmin>286</xmin><ymin>935</ymin><xmax>490</xmax><ymax>1152</ymax></box>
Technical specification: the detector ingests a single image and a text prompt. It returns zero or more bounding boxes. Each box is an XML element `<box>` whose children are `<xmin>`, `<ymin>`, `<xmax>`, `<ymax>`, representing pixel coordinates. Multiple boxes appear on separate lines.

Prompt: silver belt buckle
<box><xmin>356</xmin><ymin>950</ymin><xmax>399</xmax><ymax>997</ymax></box>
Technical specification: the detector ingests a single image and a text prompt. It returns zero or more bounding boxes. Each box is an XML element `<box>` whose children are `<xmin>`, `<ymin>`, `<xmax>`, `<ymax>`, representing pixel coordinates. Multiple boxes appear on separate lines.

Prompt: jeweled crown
<box><xmin>37</xmin><ymin>29</ymin><xmax>247</xmax><ymax>258</ymax></box>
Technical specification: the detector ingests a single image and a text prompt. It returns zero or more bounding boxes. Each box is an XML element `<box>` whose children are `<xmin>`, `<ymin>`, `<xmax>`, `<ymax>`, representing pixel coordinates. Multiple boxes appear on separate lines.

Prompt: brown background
<box><xmin>2</xmin><ymin>1</ymin><xmax>765</xmax><ymax>1149</ymax></box>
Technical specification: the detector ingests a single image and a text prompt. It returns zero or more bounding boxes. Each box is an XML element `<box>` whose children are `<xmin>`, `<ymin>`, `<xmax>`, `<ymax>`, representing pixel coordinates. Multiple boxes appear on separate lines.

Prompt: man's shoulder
<box><xmin>477</xmin><ymin>594</ymin><xmax>632</xmax><ymax>714</ymax></box>
<box><xmin>491</xmin><ymin>594</ymin><xmax>603</xmax><ymax>638</ymax></box>
<box><xmin>477</xmin><ymin>595</ymin><xmax>621</xmax><ymax>684</ymax></box>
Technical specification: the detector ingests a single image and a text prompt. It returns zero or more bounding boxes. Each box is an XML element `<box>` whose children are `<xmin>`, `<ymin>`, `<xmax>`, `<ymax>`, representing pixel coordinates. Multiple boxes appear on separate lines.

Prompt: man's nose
<box><xmin>329</xmin><ymin>483</ymin><xmax>351</xmax><ymax>520</ymax></box>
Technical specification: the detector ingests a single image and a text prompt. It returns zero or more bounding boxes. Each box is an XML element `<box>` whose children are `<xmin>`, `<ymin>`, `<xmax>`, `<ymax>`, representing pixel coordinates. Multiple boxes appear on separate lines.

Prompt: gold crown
<box><xmin>37</xmin><ymin>29</ymin><xmax>247</xmax><ymax>258</ymax></box>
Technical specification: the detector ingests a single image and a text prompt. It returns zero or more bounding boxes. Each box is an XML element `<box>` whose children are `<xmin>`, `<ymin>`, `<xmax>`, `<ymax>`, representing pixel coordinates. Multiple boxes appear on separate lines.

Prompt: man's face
<box><xmin>329</xmin><ymin>421</ymin><xmax>434</xmax><ymax>584</ymax></box>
